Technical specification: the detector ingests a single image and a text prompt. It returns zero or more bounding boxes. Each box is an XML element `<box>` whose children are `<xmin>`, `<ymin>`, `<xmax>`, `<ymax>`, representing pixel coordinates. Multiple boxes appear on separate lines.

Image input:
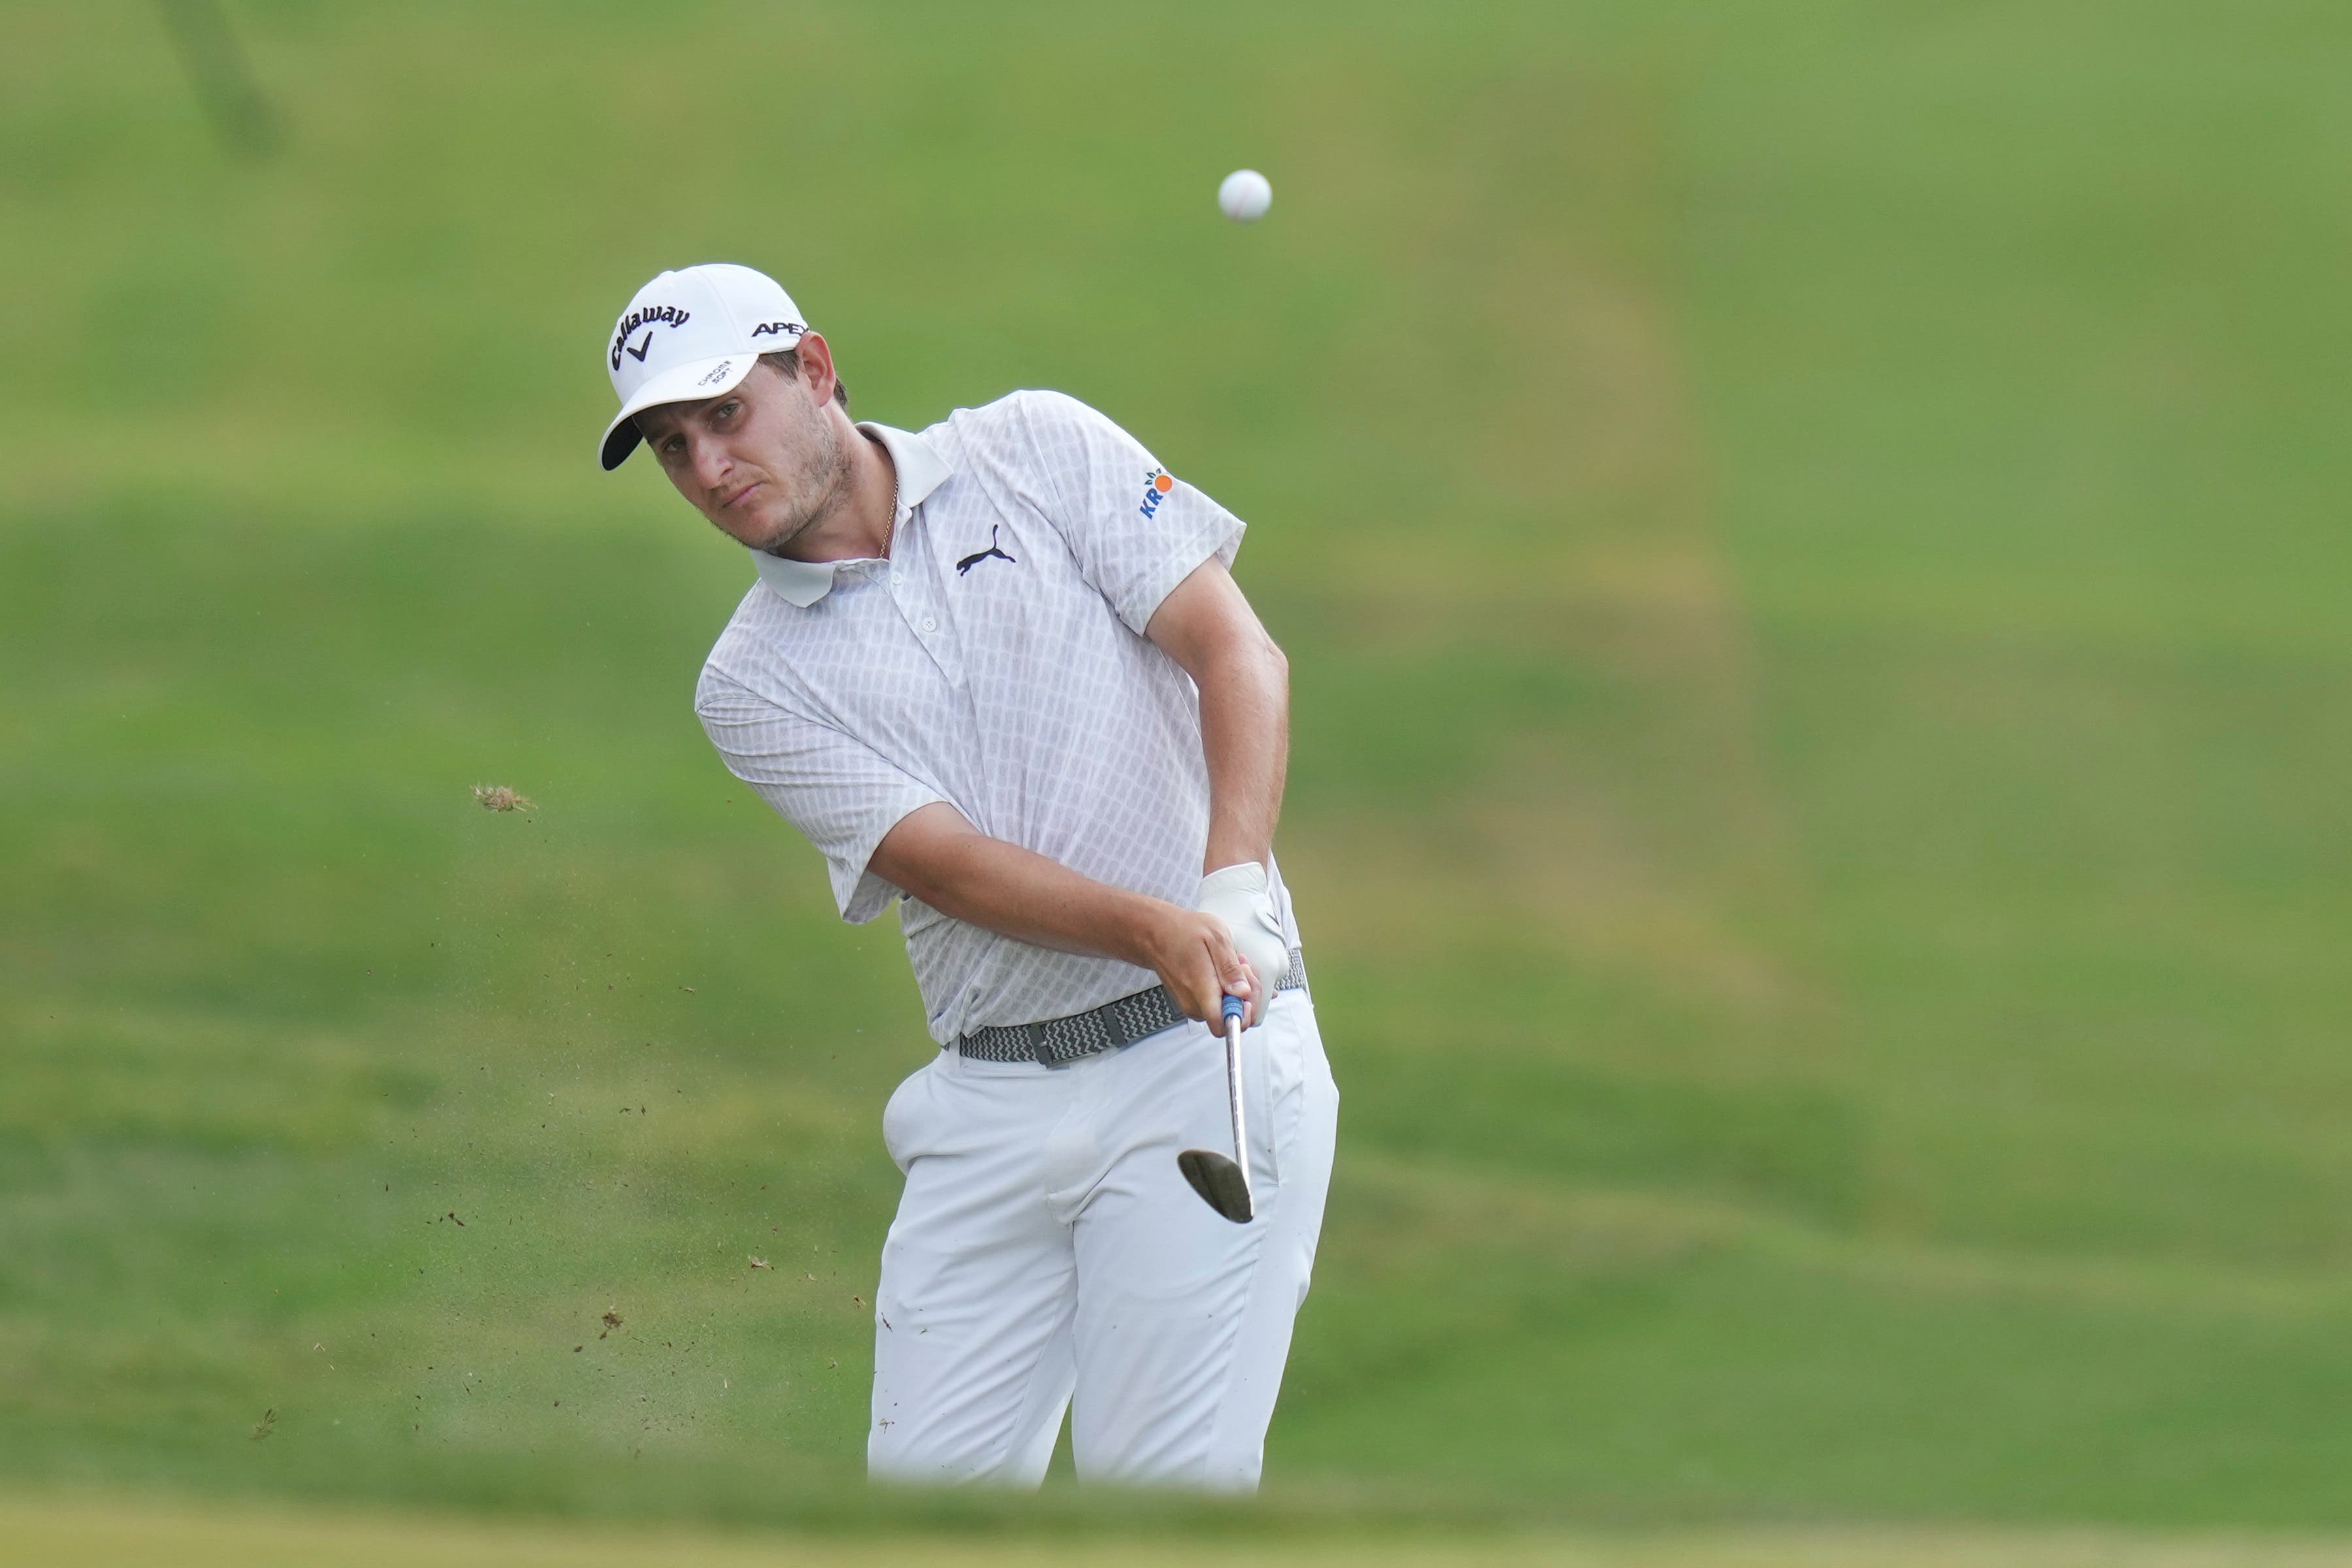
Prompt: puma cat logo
<box><xmin>956</xmin><ymin>525</ymin><xmax>1019</xmax><ymax>576</ymax></box>
<box><xmin>950</xmin><ymin>526</ymin><xmax>1016</xmax><ymax>576</ymax></box>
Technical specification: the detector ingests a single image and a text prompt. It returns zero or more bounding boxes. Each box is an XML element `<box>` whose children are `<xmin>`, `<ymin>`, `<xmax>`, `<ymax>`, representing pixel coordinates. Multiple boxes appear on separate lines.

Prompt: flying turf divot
<box><xmin>471</xmin><ymin>785</ymin><xmax>536</xmax><ymax>813</ymax></box>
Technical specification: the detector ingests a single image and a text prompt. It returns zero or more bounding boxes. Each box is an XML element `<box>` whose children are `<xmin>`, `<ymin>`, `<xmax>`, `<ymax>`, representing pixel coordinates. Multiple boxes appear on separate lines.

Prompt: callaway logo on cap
<box><xmin>596</xmin><ymin>263</ymin><xmax>809</xmax><ymax>470</ymax></box>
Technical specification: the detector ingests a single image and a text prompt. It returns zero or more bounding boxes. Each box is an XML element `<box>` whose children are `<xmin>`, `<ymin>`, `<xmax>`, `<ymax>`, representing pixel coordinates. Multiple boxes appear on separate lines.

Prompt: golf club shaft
<box><xmin>1224</xmin><ymin>1007</ymin><xmax>1251</xmax><ymax>1195</ymax></box>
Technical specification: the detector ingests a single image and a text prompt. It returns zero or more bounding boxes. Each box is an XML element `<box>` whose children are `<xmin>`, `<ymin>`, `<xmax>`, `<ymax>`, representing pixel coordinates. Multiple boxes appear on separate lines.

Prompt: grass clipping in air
<box><xmin>471</xmin><ymin>785</ymin><xmax>535</xmax><ymax>813</ymax></box>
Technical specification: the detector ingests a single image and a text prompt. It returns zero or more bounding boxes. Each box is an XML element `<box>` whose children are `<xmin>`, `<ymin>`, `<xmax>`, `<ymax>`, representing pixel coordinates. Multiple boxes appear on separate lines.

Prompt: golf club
<box><xmin>1177</xmin><ymin>994</ymin><xmax>1254</xmax><ymax>1222</ymax></box>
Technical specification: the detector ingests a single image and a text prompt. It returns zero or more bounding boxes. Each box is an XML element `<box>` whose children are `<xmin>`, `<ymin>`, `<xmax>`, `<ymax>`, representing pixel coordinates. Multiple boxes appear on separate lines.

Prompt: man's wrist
<box><xmin>1103</xmin><ymin>890</ymin><xmax>1183</xmax><ymax>972</ymax></box>
<box><xmin>1201</xmin><ymin>843</ymin><xmax>1268</xmax><ymax>876</ymax></box>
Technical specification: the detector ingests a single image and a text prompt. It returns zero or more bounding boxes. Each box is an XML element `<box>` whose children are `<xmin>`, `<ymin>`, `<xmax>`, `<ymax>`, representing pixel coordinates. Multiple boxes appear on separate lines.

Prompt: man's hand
<box><xmin>1197</xmin><ymin>862</ymin><xmax>1287</xmax><ymax>1027</ymax></box>
<box><xmin>1135</xmin><ymin>904</ymin><xmax>1266</xmax><ymax>1030</ymax></box>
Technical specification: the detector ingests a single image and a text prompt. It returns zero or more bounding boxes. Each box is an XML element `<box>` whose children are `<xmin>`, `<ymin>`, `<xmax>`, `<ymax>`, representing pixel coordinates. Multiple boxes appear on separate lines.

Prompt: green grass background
<box><xmin>4</xmin><ymin>0</ymin><xmax>2350</xmax><ymax>1538</ymax></box>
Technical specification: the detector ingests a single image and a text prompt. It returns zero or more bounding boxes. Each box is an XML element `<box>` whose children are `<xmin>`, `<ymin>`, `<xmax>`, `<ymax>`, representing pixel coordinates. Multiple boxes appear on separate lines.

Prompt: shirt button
<box><xmin>922</xmin><ymin>617</ymin><xmax>938</xmax><ymax>632</ymax></box>
<box><xmin>892</xmin><ymin>574</ymin><xmax>905</xmax><ymax>587</ymax></box>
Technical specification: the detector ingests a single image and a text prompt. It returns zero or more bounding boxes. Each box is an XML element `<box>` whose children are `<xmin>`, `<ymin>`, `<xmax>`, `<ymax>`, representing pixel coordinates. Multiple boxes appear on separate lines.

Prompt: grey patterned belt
<box><xmin>955</xmin><ymin>948</ymin><xmax>1308</xmax><ymax>1066</ymax></box>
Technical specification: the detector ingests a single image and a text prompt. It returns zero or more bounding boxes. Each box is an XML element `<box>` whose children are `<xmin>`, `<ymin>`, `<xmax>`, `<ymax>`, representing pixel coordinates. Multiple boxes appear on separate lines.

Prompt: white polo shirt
<box><xmin>695</xmin><ymin>390</ymin><xmax>1302</xmax><ymax>1045</ymax></box>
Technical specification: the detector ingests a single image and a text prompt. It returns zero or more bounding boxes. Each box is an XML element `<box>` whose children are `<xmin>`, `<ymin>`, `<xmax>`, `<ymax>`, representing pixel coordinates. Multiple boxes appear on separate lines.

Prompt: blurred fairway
<box><xmin>5</xmin><ymin>0</ymin><xmax>2352</xmax><ymax>1547</ymax></box>
<box><xmin>14</xmin><ymin>1498</ymin><xmax>2352</xmax><ymax>1568</ymax></box>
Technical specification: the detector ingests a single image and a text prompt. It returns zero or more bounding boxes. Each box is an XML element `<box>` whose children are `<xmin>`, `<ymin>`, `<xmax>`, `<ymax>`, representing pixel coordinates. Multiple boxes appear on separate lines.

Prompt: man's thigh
<box><xmin>1067</xmin><ymin>994</ymin><xmax>1339</xmax><ymax>1488</ymax></box>
<box><xmin>869</xmin><ymin>1054</ymin><xmax>1082</xmax><ymax>1486</ymax></box>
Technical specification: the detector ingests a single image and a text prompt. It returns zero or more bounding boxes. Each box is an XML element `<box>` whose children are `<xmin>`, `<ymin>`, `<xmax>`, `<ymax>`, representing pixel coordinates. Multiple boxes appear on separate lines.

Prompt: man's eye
<box><xmin>715</xmin><ymin>401</ymin><xmax>740</xmax><ymax>421</ymax></box>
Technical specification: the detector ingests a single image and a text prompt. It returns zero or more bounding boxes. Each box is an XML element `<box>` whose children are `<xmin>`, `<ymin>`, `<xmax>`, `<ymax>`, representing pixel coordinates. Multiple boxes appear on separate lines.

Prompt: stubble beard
<box><xmin>744</xmin><ymin>409</ymin><xmax>858</xmax><ymax>557</ymax></box>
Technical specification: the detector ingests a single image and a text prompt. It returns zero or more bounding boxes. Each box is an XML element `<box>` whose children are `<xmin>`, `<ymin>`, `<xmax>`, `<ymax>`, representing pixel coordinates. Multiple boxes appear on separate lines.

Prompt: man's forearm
<box><xmin>870</xmin><ymin>803</ymin><xmax>1169</xmax><ymax>966</ymax></box>
<box><xmin>877</xmin><ymin>623</ymin><xmax>1288</xmax><ymax>941</ymax></box>
<box><xmin>868</xmin><ymin>801</ymin><xmax>1264</xmax><ymax>1022</ymax></box>
<box><xmin>1195</xmin><ymin>636</ymin><xmax>1289</xmax><ymax>874</ymax></box>
<box><xmin>1141</xmin><ymin>559</ymin><xmax>1291</xmax><ymax>875</ymax></box>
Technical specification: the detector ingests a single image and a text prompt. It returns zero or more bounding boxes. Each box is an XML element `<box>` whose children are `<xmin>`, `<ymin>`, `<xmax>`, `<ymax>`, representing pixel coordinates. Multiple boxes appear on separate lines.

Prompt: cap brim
<box><xmin>596</xmin><ymin>350</ymin><xmax>770</xmax><ymax>470</ymax></box>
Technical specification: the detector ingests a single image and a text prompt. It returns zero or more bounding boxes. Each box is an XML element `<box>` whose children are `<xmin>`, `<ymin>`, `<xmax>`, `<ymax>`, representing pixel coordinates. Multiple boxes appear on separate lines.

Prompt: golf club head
<box><xmin>1177</xmin><ymin>1148</ymin><xmax>1254</xmax><ymax>1223</ymax></box>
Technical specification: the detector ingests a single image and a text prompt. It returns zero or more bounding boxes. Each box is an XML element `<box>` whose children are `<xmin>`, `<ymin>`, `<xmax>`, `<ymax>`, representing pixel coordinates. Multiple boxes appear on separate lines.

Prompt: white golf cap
<box><xmin>597</xmin><ymin>263</ymin><xmax>810</xmax><ymax>470</ymax></box>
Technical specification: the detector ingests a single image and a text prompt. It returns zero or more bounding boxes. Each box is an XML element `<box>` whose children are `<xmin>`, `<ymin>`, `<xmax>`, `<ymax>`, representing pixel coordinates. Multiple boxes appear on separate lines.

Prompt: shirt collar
<box><xmin>750</xmin><ymin>421</ymin><xmax>953</xmax><ymax>608</ymax></box>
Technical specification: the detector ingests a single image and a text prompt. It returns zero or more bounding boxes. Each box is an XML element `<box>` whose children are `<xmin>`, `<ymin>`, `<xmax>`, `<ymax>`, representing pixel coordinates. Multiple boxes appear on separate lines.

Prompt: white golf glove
<box><xmin>1197</xmin><ymin>861</ymin><xmax>1290</xmax><ymax>1005</ymax></box>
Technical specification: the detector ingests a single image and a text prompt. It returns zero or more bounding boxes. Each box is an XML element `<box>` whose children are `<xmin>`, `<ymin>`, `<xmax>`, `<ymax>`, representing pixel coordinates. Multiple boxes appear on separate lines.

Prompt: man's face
<box><xmin>636</xmin><ymin>361</ymin><xmax>853</xmax><ymax>554</ymax></box>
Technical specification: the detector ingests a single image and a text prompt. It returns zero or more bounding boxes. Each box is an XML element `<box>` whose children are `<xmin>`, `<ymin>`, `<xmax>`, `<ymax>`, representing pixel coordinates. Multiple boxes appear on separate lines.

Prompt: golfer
<box><xmin>596</xmin><ymin>263</ymin><xmax>1338</xmax><ymax>1490</ymax></box>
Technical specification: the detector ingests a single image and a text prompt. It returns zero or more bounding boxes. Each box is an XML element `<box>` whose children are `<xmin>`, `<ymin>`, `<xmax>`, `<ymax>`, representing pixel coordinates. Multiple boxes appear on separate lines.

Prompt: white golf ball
<box><xmin>1218</xmin><ymin>169</ymin><xmax>1272</xmax><ymax>223</ymax></box>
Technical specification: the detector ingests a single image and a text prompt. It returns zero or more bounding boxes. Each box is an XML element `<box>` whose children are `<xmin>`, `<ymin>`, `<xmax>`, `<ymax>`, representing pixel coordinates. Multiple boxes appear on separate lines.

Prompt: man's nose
<box><xmin>690</xmin><ymin>436</ymin><xmax>732</xmax><ymax>493</ymax></box>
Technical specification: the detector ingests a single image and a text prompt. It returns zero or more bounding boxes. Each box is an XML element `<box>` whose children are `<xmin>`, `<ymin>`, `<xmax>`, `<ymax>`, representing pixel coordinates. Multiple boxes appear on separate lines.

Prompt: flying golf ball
<box><xmin>1218</xmin><ymin>169</ymin><xmax>1272</xmax><ymax>222</ymax></box>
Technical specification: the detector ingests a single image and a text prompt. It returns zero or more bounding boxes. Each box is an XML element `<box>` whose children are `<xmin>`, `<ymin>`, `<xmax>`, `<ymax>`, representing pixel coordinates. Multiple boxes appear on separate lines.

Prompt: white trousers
<box><xmin>870</xmin><ymin>989</ymin><xmax>1338</xmax><ymax>1490</ymax></box>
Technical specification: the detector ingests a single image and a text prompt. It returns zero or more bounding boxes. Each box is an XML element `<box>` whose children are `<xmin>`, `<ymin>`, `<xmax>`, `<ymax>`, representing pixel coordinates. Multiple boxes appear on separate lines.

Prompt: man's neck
<box><xmin>773</xmin><ymin>423</ymin><xmax>898</xmax><ymax>563</ymax></box>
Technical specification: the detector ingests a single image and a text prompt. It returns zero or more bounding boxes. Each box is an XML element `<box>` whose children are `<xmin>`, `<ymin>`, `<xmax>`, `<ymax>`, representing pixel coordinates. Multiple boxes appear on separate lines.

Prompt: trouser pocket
<box><xmin>881</xmin><ymin>1057</ymin><xmax>936</xmax><ymax>1173</ymax></box>
<box><xmin>1252</xmin><ymin>1002</ymin><xmax>1313</xmax><ymax>1193</ymax></box>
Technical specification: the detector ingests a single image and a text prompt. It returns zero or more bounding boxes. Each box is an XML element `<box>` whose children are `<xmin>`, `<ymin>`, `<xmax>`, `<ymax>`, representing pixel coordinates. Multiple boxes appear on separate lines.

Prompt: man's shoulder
<box><xmin>695</xmin><ymin>583</ymin><xmax>783</xmax><ymax>711</ymax></box>
<box><xmin>932</xmin><ymin>388</ymin><xmax>1112</xmax><ymax>463</ymax></box>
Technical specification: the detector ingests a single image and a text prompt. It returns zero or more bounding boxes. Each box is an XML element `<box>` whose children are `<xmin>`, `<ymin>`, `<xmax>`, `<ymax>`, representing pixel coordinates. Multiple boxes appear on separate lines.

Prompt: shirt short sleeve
<box><xmin>695</xmin><ymin>670</ymin><xmax>947</xmax><ymax>924</ymax></box>
<box><xmin>1008</xmin><ymin>391</ymin><xmax>1246</xmax><ymax>634</ymax></box>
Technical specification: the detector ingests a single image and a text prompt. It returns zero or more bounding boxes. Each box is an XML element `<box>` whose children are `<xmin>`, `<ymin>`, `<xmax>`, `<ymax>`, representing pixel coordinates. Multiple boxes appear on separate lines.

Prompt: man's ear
<box><xmin>792</xmin><ymin>332</ymin><xmax>840</xmax><ymax>406</ymax></box>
